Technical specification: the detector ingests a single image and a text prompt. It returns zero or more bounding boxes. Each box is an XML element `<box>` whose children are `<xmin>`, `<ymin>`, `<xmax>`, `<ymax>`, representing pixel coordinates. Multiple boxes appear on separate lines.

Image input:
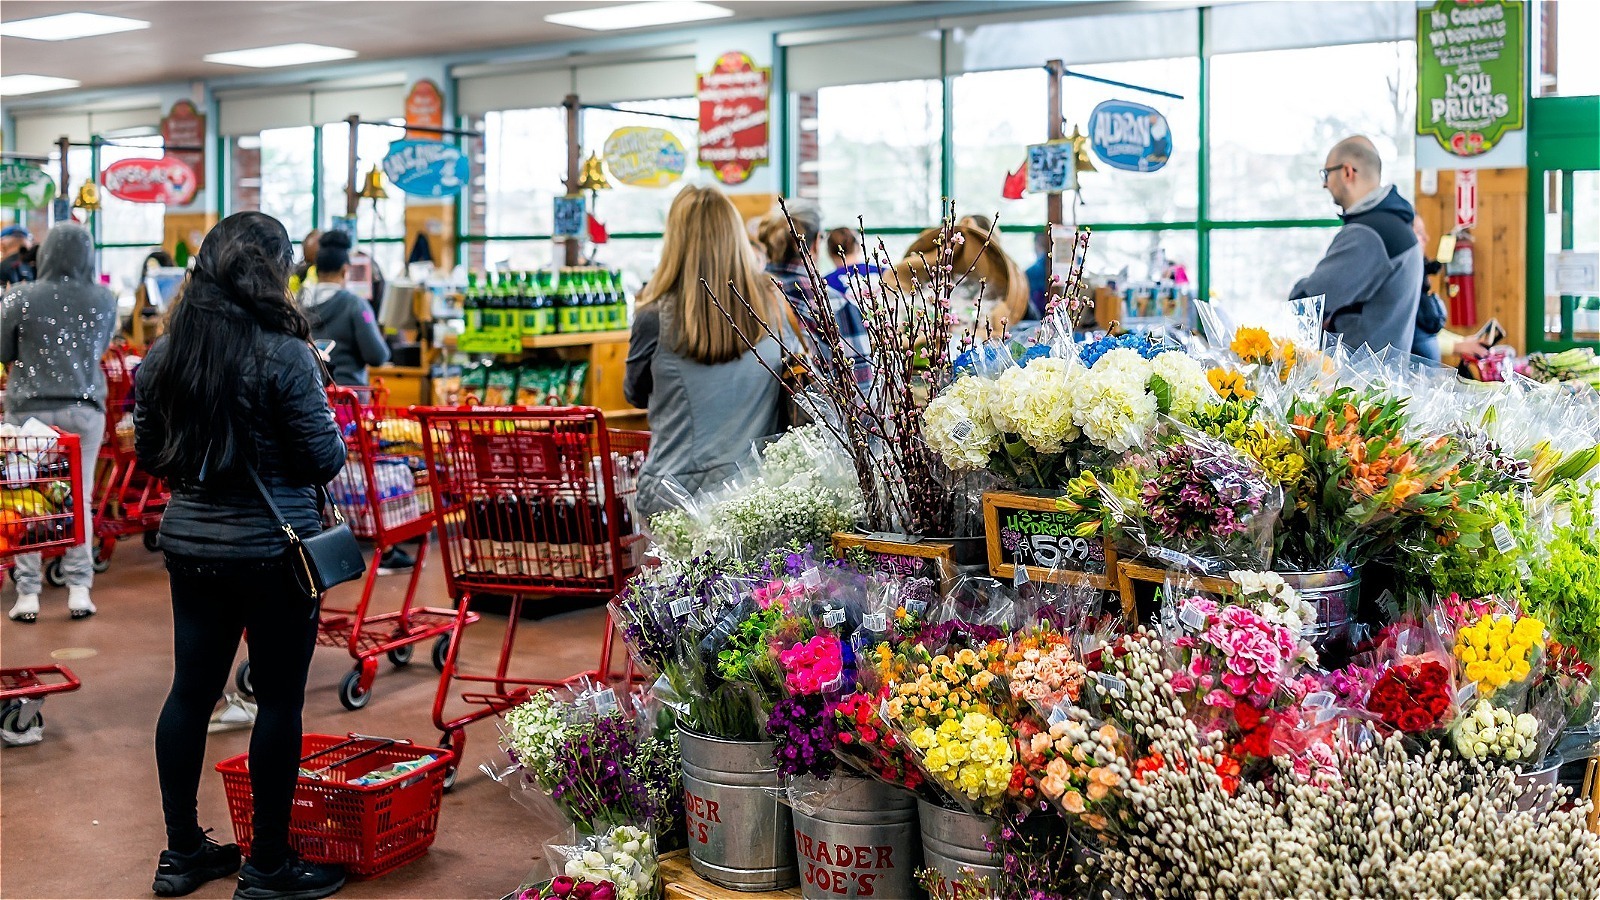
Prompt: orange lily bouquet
<box><xmin>1276</xmin><ymin>387</ymin><xmax>1490</xmax><ymax>571</ymax></box>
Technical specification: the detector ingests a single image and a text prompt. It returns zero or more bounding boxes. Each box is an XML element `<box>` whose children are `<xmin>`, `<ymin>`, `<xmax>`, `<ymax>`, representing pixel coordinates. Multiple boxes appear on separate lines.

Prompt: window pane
<box><xmin>231</xmin><ymin>135</ymin><xmax>262</xmax><ymax>214</ymax></box>
<box><xmin>98</xmin><ymin>136</ymin><xmax>166</xmax><ymax>245</ymax></box>
<box><xmin>321</xmin><ymin>122</ymin><xmax>406</xmax><ymax>239</ymax></box>
<box><xmin>582</xmin><ymin>98</ymin><xmax>701</xmax><ymax>234</ymax></box>
<box><xmin>101</xmin><ymin>246</ymin><xmax>159</xmax><ymax>313</ymax></box>
<box><xmin>1084</xmin><ymin>229</ymin><xmax>1199</xmax><ymax>288</ymax></box>
<box><xmin>953</xmin><ymin>8</ymin><xmax>1198</xmax><ymax>71</ymax></box>
<box><xmin>1211</xmin><ymin>1</ymin><xmax>1413</xmax><ymax>54</ymax></box>
<box><xmin>478</xmin><ymin>108</ymin><xmax>566</xmax><ymax>237</ymax></box>
<box><xmin>258</xmin><ymin>126</ymin><xmax>316</xmax><ymax>238</ymax></box>
<box><xmin>952</xmin><ymin>59</ymin><xmax>1199</xmax><ymax>227</ymax></box>
<box><xmin>591</xmin><ymin>237</ymin><xmax>663</xmax><ymax>301</ymax></box>
<box><xmin>1541</xmin><ymin>170</ymin><xmax>1600</xmax><ymax>343</ymax></box>
<box><xmin>1209</xmin><ymin>226</ymin><xmax>1338</xmax><ymax>314</ymax></box>
<box><xmin>1538</xmin><ymin>0</ymin><xmax>1600</xmax><ymax>97</ymax></box>
<box><xmin>1210</xmin><ymin>42</ymin><xmax>1416</xmax><ymax>221</ymax></box>
<box><xmin>797</xmin><ymin>80</ymin><xmax>942</xmax><ymax>229</ymax></box>
<box><xmin>480</xmin><ymin>238</ymin><xmax>556</xmax><ymax>272</ymax></box>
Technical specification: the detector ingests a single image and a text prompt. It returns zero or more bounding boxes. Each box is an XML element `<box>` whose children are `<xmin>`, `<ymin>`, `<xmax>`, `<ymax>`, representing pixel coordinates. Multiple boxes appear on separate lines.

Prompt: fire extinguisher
<box><xmin>1445</xmin><ymin>227</ymin><xmax>1477</xmax><ymax>328</ymax></box>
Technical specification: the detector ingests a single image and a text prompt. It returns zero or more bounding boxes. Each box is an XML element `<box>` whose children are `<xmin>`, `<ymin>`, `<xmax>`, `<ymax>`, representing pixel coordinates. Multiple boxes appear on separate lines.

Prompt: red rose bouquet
<box><xmin>1367</xmin><ymin>657</ymin><xmax>1454</xmax><ymax>734</ymax></box>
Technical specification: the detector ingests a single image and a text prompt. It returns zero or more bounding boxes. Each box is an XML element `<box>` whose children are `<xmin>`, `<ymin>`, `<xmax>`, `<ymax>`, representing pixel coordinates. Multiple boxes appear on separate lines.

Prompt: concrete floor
<box><xmin>1</xmin><ymin>540</ymin><xmax>610</xmax><ymax>899</ymax></box>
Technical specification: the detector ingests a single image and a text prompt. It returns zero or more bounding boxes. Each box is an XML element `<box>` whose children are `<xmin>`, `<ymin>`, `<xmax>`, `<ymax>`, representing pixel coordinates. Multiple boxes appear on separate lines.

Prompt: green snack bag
<box><xmin>564</xmin><ymin>361</ymin><xmax>589</xmax><ymax>406</ymax></box>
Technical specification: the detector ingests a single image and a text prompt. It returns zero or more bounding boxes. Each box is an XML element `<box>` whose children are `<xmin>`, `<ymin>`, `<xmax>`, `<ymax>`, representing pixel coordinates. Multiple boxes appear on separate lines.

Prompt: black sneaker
<box><xmin>153</xmin><ymin>833</ymin><xmax>242</xmax><ymax>897</ymax></box>
<box><xmin>376</xmin><ymin>546</ymin><xmax>415</xmax><ymax>576</ymax></box>
<box><xmin>232</xmin><ymin>856</ymin><xmax>345</xmax><ymax>900</ymax></box>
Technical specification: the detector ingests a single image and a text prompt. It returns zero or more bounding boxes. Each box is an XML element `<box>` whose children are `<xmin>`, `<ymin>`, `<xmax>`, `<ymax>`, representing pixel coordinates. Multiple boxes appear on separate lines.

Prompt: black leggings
<box><xmin>155</xmin><ymin>554</ymin><xmax>318</xmax><ymax>870</ymax></box>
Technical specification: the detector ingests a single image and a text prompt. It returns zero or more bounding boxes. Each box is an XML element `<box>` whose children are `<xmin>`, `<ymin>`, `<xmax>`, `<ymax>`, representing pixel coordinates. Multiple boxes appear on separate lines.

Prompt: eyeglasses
<box><xmin>1319</xmin><ymin>163</ymin><xmax>1354</xmax><ymax>185</ymax></box>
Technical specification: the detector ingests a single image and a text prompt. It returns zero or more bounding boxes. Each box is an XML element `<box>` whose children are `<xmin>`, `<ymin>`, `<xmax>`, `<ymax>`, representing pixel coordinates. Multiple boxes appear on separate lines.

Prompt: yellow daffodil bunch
<box><xmin>909</xmin><ymin>712</ymin><xmax>1016</xmax><ymax>812</ymax></box>
<box><xmin>1455</xmin><ymin>613</ymin><xmax>1545</xmax><ymax>696</ymax></box>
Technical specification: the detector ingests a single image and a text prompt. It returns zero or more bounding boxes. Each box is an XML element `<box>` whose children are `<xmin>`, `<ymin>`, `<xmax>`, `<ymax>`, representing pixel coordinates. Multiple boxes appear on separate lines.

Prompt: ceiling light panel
<box><xmin>545</xmin><ymin>1</ymin><xmax>733</xmax><ymax>32</ymax></box>
<box><xmin>0</xmin><ymin>74</ymin><xmax>82</xmax><ymax>95</ymax></box>
<box><xmin>0</xmin><ymin>12</ymin><xmax>150</xmax><ymax>41</ymax></box>
<box><xmin>203</xmin><ymin>43</ymin><xmax>358</xmax><ymax>68</ymax></box>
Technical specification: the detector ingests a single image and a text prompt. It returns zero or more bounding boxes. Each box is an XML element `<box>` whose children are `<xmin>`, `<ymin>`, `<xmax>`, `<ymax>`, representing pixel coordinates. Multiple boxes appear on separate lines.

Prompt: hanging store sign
<box><xmin>404</xmin><ymin>79</ymin><xmax>445</xmax><ymax>137</ymax></box>
<box><xmin>101</xmin><ymin>156</ymin><xmax>198</xmax><ymax>205</ymax></box>
<box><xmin>0</xmin><ymin>162</ymin><xmax>56</xmax><ymax>209</ymax></box>
<box><xmin>697</xmin><ymin>51</ymin><xmax>770</xmax><ymax>186</ymax></box>
<box><xmin>161</xmin><ymin>100</ymin><xmax>206</xmax><ymax>191</ymax></box>
<box><xmin>1087</xmin><ymin>100</ymin><xmax>1171</xmax><ymax>173</ymax></box>
<box><xmin>602</xmin><ymin>127</ymin><xmax>686</xmax><ymax>188</ymax></box>
<box><xmin>1418</xmin><ymin>0</ymin><xmax>1524</xmax><ymax>159</ymax></box>
<box><xmin>1025</xmin><ymin>141</ymin><xmax>1077</xmax><ymax>194</ymax></box>
<box><xmin>553</xmin><ymin>194</ymin><xmax>586</xmax><ymax>239</ymax></box>
<box><xmin>381</xmin><ymin>139</ymin><xmax>467</xmax><ymax>198</ymax></box>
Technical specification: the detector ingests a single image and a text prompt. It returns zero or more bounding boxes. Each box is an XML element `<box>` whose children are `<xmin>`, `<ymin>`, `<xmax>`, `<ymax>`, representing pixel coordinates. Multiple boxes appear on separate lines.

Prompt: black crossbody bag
<box><xmin>245</xmin><ymin>465</ymin><xmax>366</xmax><ymax>603</ymax></box>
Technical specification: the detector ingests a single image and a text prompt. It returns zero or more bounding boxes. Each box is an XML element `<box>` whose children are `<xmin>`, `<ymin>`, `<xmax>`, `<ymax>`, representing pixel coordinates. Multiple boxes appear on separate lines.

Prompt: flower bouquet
<box><xmin>517</xmin><ymin>876</ymin><xmax>620</xmax><ymax>900</ymax></box>
<box><xmin>1365</xmin><ymin>622</ymin><xmax>1459</xmax><ymax>737</ymax></box>
<box><xmin>545</xmin><ymin>824</ymin><xmax>660</xmax><ymax>900</ymax></box>
<box><xmin>1014</xmin><ymin>708</ymin><xmax>1130</xmax><ymax>835</ymax></box>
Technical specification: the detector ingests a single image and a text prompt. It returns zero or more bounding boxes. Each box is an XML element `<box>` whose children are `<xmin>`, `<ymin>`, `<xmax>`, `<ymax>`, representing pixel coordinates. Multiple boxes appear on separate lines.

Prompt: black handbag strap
<box><xmin>242</xmin><ymin>461</ymin><xmax>345</xmax><ymax>545</ymax></box>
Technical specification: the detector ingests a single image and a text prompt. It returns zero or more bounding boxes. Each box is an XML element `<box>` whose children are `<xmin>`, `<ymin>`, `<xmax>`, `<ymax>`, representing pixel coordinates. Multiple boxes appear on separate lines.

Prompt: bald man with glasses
<box><xmin>1291</xmin><ymin>135</ymin><xmax>1423</xmax><ymax>356</ymax></box>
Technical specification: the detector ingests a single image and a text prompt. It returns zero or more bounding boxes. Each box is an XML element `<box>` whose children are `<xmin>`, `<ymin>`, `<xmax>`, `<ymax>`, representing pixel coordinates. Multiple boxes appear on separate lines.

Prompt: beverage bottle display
<box><xmin>559</xmin><ymin>269</ymin><xmax>581</xmax><ymax>334</ymax></box>
<box><xmin>518</xmin><ymin>271</ymin><xmax>539</xmax><ymax>338</ymax></box>
<box><xmin>609</xmin><ymin>269</ymin><xmax>628</xmax><ymax>330</ymax></box>
<box><xmin>464</xmin><ymin>272</ymin><xmax>482</xmax><ymax>334</ymax></box>
<box><xmin>579</xmin><ymin>270</ymin><xmax>597</xmax><ymax>332</ymax></box>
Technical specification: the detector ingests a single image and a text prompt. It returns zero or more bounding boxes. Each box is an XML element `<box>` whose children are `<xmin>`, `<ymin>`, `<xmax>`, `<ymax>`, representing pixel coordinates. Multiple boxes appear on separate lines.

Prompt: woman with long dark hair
<box><xmin>135</xmin><ymin>212</ymin><xmax>348</xmax><ymax>900</ymax></box>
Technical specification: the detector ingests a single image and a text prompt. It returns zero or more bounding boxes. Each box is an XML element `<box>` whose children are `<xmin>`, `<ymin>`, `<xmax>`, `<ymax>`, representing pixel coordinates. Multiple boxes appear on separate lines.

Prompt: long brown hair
<box><xmin>638</xmin><ymin>184</ymin><xmax>779</xmax><ymax>365</ymax></box>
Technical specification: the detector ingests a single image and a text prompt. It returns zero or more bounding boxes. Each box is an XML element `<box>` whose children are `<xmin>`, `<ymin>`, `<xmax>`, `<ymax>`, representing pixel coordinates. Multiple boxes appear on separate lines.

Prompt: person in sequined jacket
<box><xmin>0</xmin><ymin>222</ymin><xmax>117</xmax><ymax>622</ymax></box>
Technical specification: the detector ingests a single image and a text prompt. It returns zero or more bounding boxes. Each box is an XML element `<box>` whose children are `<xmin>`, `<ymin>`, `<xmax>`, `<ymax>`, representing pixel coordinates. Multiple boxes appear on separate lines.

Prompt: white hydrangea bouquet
<box><xmin>648</xmin><ymin>424</ymin><xmax>865</xmax><ymax>561</ymax></box>
<box><xmin>923</xmin><ymin>335</ymin><xmax>1215</xmax><ymax>490</ymax></box>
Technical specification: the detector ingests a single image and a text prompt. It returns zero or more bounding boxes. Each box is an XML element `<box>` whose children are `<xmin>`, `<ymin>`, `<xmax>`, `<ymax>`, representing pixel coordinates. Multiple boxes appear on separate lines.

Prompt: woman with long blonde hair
<box><xmin>624</xmin><ymin>184</ymin><xmax>793</xmax><ymax>518</ymax></box>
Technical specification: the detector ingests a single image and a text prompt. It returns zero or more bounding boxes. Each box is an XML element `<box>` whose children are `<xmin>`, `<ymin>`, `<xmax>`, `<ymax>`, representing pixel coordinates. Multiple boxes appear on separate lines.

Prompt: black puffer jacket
<box><xmin>134</xmin><ymin>331</ymin><xmax>347</xmax><ymax>559</ymax></box>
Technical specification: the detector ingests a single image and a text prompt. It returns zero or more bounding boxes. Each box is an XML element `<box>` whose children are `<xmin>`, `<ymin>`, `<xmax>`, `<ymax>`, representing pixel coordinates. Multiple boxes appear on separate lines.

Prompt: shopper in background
<box><xmin>0</xmin><ymin>222</ymin><xmax>117</xmax><ymax>622</ymax></box>
<box><xmin>758</xmin><ymin>203</ymin><xmax>870</xmax><ymax>377</ymax></box>
<box><xmin>127</xmin><ymin>249</ymin><xmax>178</xmax><ymax>348</ymax></box>
<box><xmin>1410</xmin><ymin>216</ymin><xmax>1448</xmax><ymax>363</ymax></box>
<box><xmin>298</xmin><ymin>230</ymin><xmax>413</xmax><ymax>574</ymax></box>
<box><xmin>288</xmin><ymin>228</ymin><xmax>319</xmax><ymax>297</ymax></box>
<box><xmin>1</xmin><ymin>225</ymin><xmax>38</xmax><ymax>288</ymax></box>
<box><xmin>1291</xmin><ymin>135</ymin><xmax>1422</xmax><ymax>356</ymax></box>
<box><xmin>136</xmin><ymin>211</ymin><xmax>348</xmax><ymax>900</ymax></box>
<box><xmin>300</xmin><ymin>230</ymin><xmax>390</xmax><ymax>386</ymax></box>
<box><xmin>624</xmin><ymin>185</ymin><xmax>795</xmax><ymax>519</ymax></box>
<box><xmin>822</xmin><ymin>226</ymin><xmax>880</xmax><ymax>297</ymax></box>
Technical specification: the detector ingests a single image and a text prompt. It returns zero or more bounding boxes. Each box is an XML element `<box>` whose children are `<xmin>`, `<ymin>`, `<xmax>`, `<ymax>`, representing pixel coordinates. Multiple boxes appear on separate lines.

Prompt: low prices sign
<box><xmin>1418</xmin><ymin>0</ymin><xmax>1525</xmax><ymax>158</ymax></box>
<box><xmin>100</xmin><ymin>156</ymin><xmax>198</xmax><ymax>205</ymax></box>
<box><xmin>697</xmin><ymin>51</ymin><xmax>770</xmax><ymax>185</ymax></box>
<box><xmin>381</xmin><ymin>139</ymin><xmax>468</xmax><ymax>198</ymax></box>
<box><xmin>602</xmin><ymin>126</ymin><xmax>686</xmax><ymax>188</ymax></box>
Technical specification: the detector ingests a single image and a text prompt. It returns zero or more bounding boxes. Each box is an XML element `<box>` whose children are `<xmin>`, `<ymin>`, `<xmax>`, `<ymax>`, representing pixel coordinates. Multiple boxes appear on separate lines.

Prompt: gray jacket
<box><xmin>0</xmin><ymin>224</ymin><xmax>118</xmax><ymax>415</ymax></box>
<box><xmin>301</xmin><ymin>282</ymin><xmax>389</xmax><ymax>386</ymax></box>
<box><xmin>623</xmin><ymin>301</ymin><xmax>790</xmax><ymax>520</ymax></box>
<box><xmin>1291</xmin><ymin>185</ymin><xmax>1423</xmax><ymax>356</ymax></box>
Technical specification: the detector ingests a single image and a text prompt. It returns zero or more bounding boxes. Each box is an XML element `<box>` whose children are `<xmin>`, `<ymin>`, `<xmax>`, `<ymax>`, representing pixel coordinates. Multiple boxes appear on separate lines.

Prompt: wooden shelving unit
<box><xmin>443</xmin><ymin>327</ymin><xmax>645</xmax><ymax>425</ymax></box>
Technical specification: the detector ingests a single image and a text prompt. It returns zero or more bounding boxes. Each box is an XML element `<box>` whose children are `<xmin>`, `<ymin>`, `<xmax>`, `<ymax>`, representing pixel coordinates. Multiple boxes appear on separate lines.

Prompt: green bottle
<box><xmin>539</xmin><ymin>272</ymin><xmax>557</xmax><ymax>336</ymax></box>
<box><xmin>611</xmin><ymin>269</ymin><xmax>628</xmax><ymax>330</ymax></box>
<box><xmin>518</xmin><ymin>272</ymin><xmax>538</xmax><ymax>338</ymax></box>
<box><xmin>579</xmin><ymin>270</ymin><xmax>596</xmax><ymax>332</ymax></box>
<box><xmin>464</xmin><ymin>272</ymin><xmax>482</xmax><ymax>334</ymax></box>
<box><xmin>559</xmin><ymin>269</ymin><xmax>580</xmax><ymax>334</ymax></box>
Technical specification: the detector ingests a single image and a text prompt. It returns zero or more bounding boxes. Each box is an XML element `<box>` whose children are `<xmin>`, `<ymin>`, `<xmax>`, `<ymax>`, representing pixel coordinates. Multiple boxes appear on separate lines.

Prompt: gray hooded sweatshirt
<box><xmin>0</xmin><ymin>223</ymin><xmax>118</xmax><ymax>415</ymax></box>
<box><xmin>1291</xmin><ymin>184</ymin><xmax>1423</xmax><ymax>356</ymax></box>
<box><xmin>301</xmin><ymin>281</ymin><xmax>390</xmax><ymax>386</ymax></box>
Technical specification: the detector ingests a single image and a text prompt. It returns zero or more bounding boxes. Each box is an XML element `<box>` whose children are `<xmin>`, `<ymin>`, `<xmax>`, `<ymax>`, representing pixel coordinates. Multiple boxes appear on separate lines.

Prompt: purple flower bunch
<box><xmin>767</xmin><ymin>693</ymin><xmax>838</xmax><ymax>779</ymax></box>
<box><xmin>1142</xmin><ymin>441</ymin><xmax>1270</xmax><ymax>543</ymax></box>
<box><xmin>914</xmin><ymin>620</ymin><xmax>1005</xmax><ymax>652</ymax></box>
<box><xmin>546</xmin><ymin>714</ymin><xmax>654</xmax><ymax>828</ymax></box>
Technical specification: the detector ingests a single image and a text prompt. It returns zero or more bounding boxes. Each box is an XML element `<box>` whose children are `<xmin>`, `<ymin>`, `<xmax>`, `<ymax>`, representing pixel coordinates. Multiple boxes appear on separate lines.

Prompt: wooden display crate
<box><xmin>830</xmin><ymin>532</ymin><xmax>957</xmax><ymax>585</ymax></box>
<box><xmin>662</xmin><ymin>852</ymin><xmax>802</xmax><ymax>900</ymax></box>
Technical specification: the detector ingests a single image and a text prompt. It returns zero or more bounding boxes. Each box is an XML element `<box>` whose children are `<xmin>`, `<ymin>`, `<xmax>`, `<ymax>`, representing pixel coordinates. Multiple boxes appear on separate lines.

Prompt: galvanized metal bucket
<box><xmin>791</xmin><ymin>776</ymin><xmax>921</xmax><ymax>899</ymax></box>
<box><xmin>916</xmin><ymin>800</ymin><xmax>1000</xmax><ymax>896</ymax></box>
<box><xmin>1514</xmin><ymin>752</ymin><xmax>1564</xmax><ymax>814</ymax></box>
<box><xmin>678</xmin><ymin>726</ymin><xmax>799</xmax><ymax>891</ymax></box>
<box><xmin>1278</xmin><ymin>567</ymin><xmax>1361</xmax><ymax>647</ymax></box>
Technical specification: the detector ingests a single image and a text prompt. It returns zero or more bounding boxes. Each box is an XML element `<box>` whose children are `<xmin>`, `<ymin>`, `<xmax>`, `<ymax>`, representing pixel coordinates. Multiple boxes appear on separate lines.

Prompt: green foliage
<box><xmin>1528</xmin><ymin>489</ymin><xmax>1600</xmax><ymax>662</ymax></box>
<box><xmin>1427</xmin><ymin>490</ymin><xmax>1530</xmax><ymax>601</ymax></box>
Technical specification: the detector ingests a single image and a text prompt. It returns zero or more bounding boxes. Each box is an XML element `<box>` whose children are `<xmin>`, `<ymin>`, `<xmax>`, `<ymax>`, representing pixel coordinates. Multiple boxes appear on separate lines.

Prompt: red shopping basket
<box><xmin>216</xmin><ymin>733</ymin><xmax>449</xmax><ymax>878</ymax></box>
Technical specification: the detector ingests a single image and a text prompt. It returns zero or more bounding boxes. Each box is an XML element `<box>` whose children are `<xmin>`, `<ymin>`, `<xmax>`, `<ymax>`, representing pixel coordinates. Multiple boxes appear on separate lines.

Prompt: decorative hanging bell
<box><xmin>73</xmin><ymin>181</ymin><xmax>101</xmax><ymax>211</ymax></box>
<box><xmin>359</xmin><ymin>165</ymin><xmax>389</xmax><ymax>200</ymax></box>
<box><xmin>1068</xmin><ymin>125</ymin><xmax>1097</xmax><ymax>174</ymax></box>
<box><xmin>579</xmin><ymin>152</ymin><xmax>612</xmax><ymax>192</ymax></box>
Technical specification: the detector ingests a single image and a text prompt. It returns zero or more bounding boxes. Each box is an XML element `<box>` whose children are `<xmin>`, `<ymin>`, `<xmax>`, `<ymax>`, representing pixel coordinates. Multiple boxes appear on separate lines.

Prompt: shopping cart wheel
<box><xmin>143</xmin><ymin>531</ymin><xmax>160</xmax><ymax>552</ymax></box>
<box><xmin>338</xmin><ymin>669</ymin><xmax>371</xmax><ymax>711</ymax></box>
<box><xmin>234</xmin><ymin>660</ymin><xmax>254</xmax><ymax>697</ymax></box>
<box><xmin>92</xmin><ymin>544</ymin><xmax>111</xmax><ymax>574</ymax></box>
<box><xmin>387</xmin><ymin>644</ymin><xmax>414</xmax><ymax>667</ymax></box>
<box><xmin>440</xmin><ymin>729</ymin><xmax>465</xmax><ymax>792</ymax></box>
<box><xmin>431</xmin><ymin>634</ymin><xmax>452</xmax><ymax>672</ymax></box>
<box><xmin>44</xmin><ymin>558</ymin><xmax>66</xmax><ymax>587</ymax></box>
<box><xmin>0</xmin><ymin>700</ymin><xmax>42</xmax><ymax>733</ymax></box>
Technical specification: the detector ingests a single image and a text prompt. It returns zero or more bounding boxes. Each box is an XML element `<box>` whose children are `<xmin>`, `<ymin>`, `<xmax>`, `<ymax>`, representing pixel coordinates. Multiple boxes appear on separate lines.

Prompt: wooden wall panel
<box><xmin>1413</xmin><ymin>168</ymin><xmax>1528</xmax><ymax>353</ymax></box>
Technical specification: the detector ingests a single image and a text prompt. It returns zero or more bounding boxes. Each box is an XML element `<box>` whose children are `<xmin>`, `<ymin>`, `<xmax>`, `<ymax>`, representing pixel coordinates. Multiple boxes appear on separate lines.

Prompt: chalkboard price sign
<box><xmin>982</xmin><ymin>491</ymin><xmax>1117</xmax><ymax>588</ymax></box>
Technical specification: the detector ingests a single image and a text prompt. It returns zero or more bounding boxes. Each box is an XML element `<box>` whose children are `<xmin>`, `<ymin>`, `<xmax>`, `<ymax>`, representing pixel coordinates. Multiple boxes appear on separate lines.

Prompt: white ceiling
<box><xmin>0</xmin><ymin>0</ymin><xmax>926</xmax><ymax>94</ymax></box>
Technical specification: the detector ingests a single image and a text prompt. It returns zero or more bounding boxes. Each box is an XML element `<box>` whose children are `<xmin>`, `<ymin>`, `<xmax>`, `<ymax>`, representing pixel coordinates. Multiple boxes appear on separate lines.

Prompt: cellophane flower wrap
<box><xmin>518</xmin><ymin>875</ymin><xmax>619</xmax><ymax>900</ymax></box>
<box><xmin>1106</xmin><ymin>423</ymin><xmax>1283</xmax><ymax>576</ymax></box>
<box><xmin>1437</xmin><ymin>594</ymin><xmax>1546</xmax><ymax>706</ymax></box>
<box><xmin>1365</xmin><ymin>621</ymin><xmax>1459</xmax><ymax>737</ymax></box>
<box><xmin>545</xmin><ymin>823</ymin><xmax>660</xmax><ymax>900</ymax></box>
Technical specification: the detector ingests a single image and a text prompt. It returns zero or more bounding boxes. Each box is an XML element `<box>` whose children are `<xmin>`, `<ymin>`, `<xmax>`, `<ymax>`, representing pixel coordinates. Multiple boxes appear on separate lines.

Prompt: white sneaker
<box><xmin>67</xmin><ymin>586</ymin><xmax>95</xmax><ymax>620</ymax></box>
<box><xmin>8</xmin><ymin>593</ymin><xmax>39</xmax><ymax>623</ymax></box>
<box><xmin>208</xmin><ymin>694</ymin><xmax>258</xmax><ymax>733</ymax></box>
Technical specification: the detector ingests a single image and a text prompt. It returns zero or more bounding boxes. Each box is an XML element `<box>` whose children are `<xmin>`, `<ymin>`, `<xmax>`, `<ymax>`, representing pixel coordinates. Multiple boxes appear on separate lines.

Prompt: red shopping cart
<box><xmin>233</xmin><ymin>387</ymin><xmax>479</xmax><ymax>711</ymax></box>
<box><xmin>0</xmin><ymin>425</ymin><xmax>87</xmax><ymax>742</ymax></box>
<box><xmin>414</xmin><ymin>406</ymin><xmax>648</xmax><ymax>783</ymax></box>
